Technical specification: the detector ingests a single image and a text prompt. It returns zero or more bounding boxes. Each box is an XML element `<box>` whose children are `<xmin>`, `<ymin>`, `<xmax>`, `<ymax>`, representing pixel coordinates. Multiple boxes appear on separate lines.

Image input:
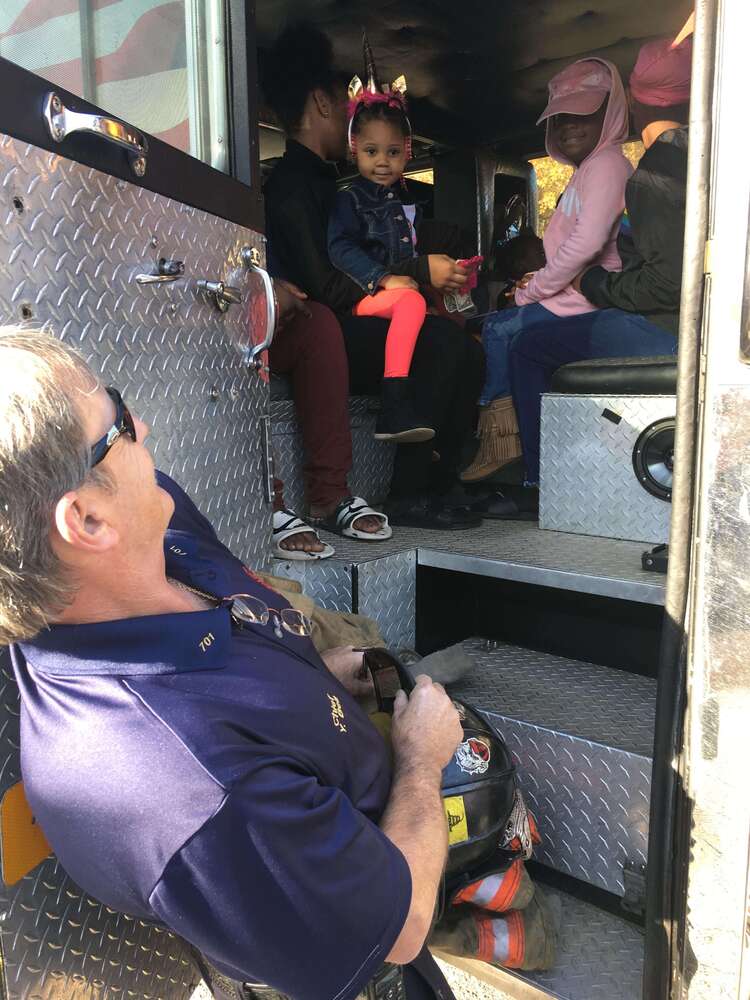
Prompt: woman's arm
<box><xmin>516</xmin><ymin>156</ymin><xmax>632</xmax><ymax>305</ymax></box>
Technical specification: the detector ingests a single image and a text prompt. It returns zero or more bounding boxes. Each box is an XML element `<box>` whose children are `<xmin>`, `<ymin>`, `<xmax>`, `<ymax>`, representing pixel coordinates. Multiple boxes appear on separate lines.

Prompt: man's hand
<box><xmin>380</xmin><ymin>274</ymin><xmax>419</xmax><ymax>291</ymax></box>
<box><xmin>427</xmin><ymin>255</ymin><xmax>469</xmax><ymax>292</ymax></box>
<box><xmin>320</xmin><ymin>646</ymin><xmax>374</xmax><ymax>698</ymax></box>
<box><xmin>274</xmin><ymin>279</ymin><xmax>311</xmax><ymax>331</ymax></box>
<box><xmin>391</xmin><ymin>675</ymin><xmax>463</xmax><ymax>775</ymax></box>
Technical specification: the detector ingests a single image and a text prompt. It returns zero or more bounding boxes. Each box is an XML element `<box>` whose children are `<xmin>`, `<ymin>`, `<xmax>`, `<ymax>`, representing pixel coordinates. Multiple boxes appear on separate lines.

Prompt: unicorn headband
<box><xmin>347</xmin><ymin>32</ymin><xmax>412</xmax><ymax>159</ymax></box>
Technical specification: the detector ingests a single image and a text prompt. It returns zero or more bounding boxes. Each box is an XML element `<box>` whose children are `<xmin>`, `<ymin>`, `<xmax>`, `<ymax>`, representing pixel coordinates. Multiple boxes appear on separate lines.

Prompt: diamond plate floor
<box><xmin>494</xmin><ymin>889</ymin><xmax>643</xmax><ymax>1000</ymax></box>
<box><xmin>313</xmin><ymin>520</ymin><xmax>665</xmax><ymax>605</ymax></box>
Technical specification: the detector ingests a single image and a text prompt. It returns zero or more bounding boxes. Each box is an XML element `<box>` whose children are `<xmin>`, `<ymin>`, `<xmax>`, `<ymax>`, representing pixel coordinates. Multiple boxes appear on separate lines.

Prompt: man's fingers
<box><xmin>393</xmin><ymin>689</ymin><xmax>408</xmax><ymax>714</ymax></box>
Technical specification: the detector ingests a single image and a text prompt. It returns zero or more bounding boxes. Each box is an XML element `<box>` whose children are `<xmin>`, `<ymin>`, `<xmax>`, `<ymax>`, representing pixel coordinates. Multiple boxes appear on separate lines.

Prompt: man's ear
<box><xmin>53</xmin><ymin>489</ymin><xmax>119</xmax><ymax>554</ymax></box>
<box><xmin>311</xmin><ymin>87</ymin><xmax>331</xmax><ymax>120</ymax></box>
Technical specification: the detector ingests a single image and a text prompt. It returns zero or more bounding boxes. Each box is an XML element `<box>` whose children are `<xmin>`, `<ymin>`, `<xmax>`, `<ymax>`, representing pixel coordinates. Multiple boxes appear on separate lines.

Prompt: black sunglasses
<box><xmin>90</xmin><ymin>387</ymin><xmax>137</xmax><ymax>467</ymax></box>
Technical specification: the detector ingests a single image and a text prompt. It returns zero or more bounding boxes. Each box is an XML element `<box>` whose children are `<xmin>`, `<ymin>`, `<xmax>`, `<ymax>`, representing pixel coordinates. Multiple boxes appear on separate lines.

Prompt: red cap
<box><xmin>537</xmin><ymin>60</ymin><xmax>611</xmax><ymax>124</ymax></box>
<box><xmin>629</xmin><ymin>36</ymin><xmax>693</xmax><ymax>108</ymax></box>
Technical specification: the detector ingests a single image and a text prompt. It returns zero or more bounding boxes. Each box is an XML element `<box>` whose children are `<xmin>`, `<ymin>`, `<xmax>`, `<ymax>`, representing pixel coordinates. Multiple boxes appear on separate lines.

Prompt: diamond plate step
<box><xmin>450</xmin><ymin>639</ymin><xmax>655</xmax><ymax>897</ymax></box>
<box><xmin>435</xmin><ymin>887</ymin><xmax>644</xmax><ymax>1000</ymax></box>
<box><xmin>277</xmin><ymin>520</ymin><xmax>665</xmax><ymax>606</ymax></box>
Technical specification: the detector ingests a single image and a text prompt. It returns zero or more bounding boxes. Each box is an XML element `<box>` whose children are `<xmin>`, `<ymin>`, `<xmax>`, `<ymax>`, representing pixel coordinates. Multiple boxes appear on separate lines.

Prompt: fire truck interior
<box><xmin>0</xmin><ymin>1</ymin><xmax>698</xmax><ymax>999</ymax></box>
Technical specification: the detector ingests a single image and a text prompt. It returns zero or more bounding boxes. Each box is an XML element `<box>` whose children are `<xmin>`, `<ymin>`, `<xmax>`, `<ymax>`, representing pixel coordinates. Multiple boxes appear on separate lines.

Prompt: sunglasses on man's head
<box><xmin>90</xmin><ymin>387</ymin><xmax>137</xmax><ymax>467</ymax></box>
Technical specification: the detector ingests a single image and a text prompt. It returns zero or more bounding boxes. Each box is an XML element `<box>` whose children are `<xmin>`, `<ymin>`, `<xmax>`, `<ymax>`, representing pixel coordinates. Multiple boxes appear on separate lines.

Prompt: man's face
<box><xmin>322</xmin><ymin>83</ymin><xmax>350</xmax><ymax>162</ymax></box>
<box><xmin>80</xmin><ymin>384</ymin><xmax>173</xmax><ymax>552</ymax></box>
<box><xmin>551</xmin><ymin>99</ymin><xmax>608</xmax><ymax>165</ymax></box>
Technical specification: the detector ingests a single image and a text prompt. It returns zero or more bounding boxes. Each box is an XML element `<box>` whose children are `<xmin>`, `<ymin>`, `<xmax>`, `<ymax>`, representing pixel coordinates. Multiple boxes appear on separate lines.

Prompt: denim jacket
<box><xmin>328</xmin><ymin>176</ymin><xmax>422</xmax><ymax>295</ymax></box>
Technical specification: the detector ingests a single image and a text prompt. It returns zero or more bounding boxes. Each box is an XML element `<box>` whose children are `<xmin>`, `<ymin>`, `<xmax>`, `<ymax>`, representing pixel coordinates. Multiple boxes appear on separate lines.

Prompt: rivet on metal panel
<box><xmin>20</xmin><ymin>303</ymin><xmax>34</xmax><ymax>321</ymax></box>
<box><xmin>12</xmin><ymin>196</ymin><xmax>24</xmax><ymax>215</ymax></box>
<box><xmin>209</xmin><ymin>385</ymin><xmax>220</xmax><ymax>401</ymax></box>
<box><xmin>132</xmin><ymin>156</ymin><xmax>147</xmax><ymax>178</ymax></box>
<box><xmin>149</xmin><ymin>236</ymin><xmax>158</xmax><ymax>249</ymax></box>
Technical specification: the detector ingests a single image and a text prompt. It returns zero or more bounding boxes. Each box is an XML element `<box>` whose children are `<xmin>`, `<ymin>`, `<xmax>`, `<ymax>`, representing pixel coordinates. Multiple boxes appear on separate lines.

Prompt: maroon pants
<box><xmin>268</xmin><ymin>302</ymin><xmax>352</xmax><ymax>511</ymax></box>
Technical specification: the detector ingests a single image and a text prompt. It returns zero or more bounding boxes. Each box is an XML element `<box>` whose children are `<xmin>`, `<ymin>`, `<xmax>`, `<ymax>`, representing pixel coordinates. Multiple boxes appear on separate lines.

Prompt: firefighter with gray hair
<box><xmin>0</xmin><ymin>328</ymin><xmax>556</xmax><ymax>1000</ymax></box>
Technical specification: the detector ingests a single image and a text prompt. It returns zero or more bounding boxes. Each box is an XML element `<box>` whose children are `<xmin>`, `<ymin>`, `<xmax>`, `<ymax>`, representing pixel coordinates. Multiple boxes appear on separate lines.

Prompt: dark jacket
<box><xmin>580</xmin><ymin>127</ymin><xmax>688</xmax><ymax>336</ymax></box>
<box><xmin>263</xmin><ymin>141</ymin><xmax>429</xmax><ymax>315</ymax></box>
<box><xmin>328</xmin><ymin>176</ymin><xmax>422</xmax><ymax>294</ymax></box>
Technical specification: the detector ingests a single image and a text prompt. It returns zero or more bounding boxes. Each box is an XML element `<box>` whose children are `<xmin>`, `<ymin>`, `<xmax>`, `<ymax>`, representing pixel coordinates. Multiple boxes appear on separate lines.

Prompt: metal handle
<box><xmin>43</xmin><ymin>92</ymin><xmax>148</xmax><ymax>177</ymax></box>
<box><xmin>241</xmin><ymin>246</ymin><xmax>277</xmax><ymax>370</ymax></box>
<box><xmin>136</xmin><ymin>258</ymin><xmax>184</xmax><ymax>286</ymax></box>
<box><xmin>196</xmin><ymin>279</ymin><xmax>242</xmax><ymax>312</ymax></box>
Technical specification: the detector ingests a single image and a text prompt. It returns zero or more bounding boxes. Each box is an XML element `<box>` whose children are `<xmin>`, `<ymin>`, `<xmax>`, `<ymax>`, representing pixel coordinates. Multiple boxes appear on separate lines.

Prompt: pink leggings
<box><xmin>353</xmin><ymin>287</ymin><xmax>427</xmax><ymax>378</ymax></box>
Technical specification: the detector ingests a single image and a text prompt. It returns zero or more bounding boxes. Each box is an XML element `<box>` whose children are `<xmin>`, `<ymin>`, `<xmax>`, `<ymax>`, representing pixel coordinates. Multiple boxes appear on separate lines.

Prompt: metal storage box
<box><xmin>539</xmin><ymin>393</ymin><xmax>675</xmax><ymax>544</ymax></box>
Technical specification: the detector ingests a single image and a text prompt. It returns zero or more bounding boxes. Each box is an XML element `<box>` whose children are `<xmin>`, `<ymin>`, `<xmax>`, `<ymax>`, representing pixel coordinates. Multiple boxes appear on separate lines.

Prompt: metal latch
<box><xmin>622</xmin><ymin>860</ymin><xmax>647</xmax><ymax>917</ymax></box>
<box><xmin>197</xmin><ymin>279</ymin><xmax>242</xmax><ymax>313</ymax></box>
<box><xmin>43</xmin><ymin>92</ymin><xmax>148</xmax><ymax>177</ymax></box>
<box><xmin>136</xmin><ymin>258</ymin><xmax>185</xmax><ymax>285</ymax></box>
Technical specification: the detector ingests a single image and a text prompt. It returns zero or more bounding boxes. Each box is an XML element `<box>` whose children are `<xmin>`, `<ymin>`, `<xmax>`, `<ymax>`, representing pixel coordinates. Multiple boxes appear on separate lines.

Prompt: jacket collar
<box><xmin>283</xmin><ymin>139</ymin><xmax>339</xmax><ymax>179</ymax></box>
<box><xmin>349</xmin><ymin>174</ymin><xmax>399</xmax><ymax>200</ymax></box>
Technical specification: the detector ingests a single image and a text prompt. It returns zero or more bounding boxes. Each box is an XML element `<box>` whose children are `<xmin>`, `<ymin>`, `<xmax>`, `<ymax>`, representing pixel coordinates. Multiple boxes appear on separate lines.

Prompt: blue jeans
<box><xmin>507</xmin><ymin>306</ymin><xmax>678</xmax><ymax>484</ymax></box>
<box><xmin>479</xmin><ymin>305</ymin><xmax>531</xmax><ymax>405</ymax></box>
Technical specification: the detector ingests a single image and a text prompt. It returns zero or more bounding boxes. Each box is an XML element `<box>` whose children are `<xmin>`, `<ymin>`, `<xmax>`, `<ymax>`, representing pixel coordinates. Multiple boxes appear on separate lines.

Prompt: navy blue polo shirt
<box><xmin>11</xmin><ymin>473</ymin><xmax>452</xmax><ymax>1000</ymax></box>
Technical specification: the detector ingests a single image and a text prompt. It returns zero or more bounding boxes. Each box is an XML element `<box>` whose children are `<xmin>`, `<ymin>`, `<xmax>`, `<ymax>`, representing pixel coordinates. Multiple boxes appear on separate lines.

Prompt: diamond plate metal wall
<box><xmin>270</xmin><ymin>395</ymin><xmax>394</xmax><ymax>513</ymax></box>
<box><xmin>358</xmin><ymin>551</ymin><xmax>416</xmax><ymax>650</ymax></box>
<box><xmin>0</xmin><ymin>134</ymin><xmax>274</xmax><ymax>999</ymax></box>
<box><xmin>451</xmin><ymin>640</ymin><xmax>656</xmax><ymax>897</ymax></box>
<box><xmin>275</xmin><ymin>550</ymin><xmax>416</xmax><ymax>651</ymax></box>
<box><xmin>0</xmin><ymin>133</ymin><xmax>273</xmax><ymax>569</ymax></box>
<box><xmin>274</xmin><ymin>559</ymin><xmax>354</xmax><ymax>613</ymax></box>
<box><xmin>540</xmin><ymin>393</ymin><xmax>675</xmax><ymax>545</ymax></box>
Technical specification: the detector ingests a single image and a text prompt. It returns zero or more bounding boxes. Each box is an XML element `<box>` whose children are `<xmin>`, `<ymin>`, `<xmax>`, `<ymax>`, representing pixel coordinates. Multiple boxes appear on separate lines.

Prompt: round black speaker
<box><xmin>632</xmin><ymin>417</ymin><xmax>675</xmax><ymax>502</ymax></box>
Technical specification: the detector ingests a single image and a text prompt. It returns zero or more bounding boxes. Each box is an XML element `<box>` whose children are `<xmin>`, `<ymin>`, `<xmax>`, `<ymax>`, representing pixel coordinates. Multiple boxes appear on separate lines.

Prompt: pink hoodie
<box><xmin>515</xmin><ymin>58</ymin><xmax>632</xmax><ymax>317</ymax></box>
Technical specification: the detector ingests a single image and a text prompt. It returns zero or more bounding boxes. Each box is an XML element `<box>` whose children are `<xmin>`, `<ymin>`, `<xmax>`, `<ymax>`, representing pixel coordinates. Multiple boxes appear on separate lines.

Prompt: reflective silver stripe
<box><xmin>491</xmin><ymin>917</ymin><xmax>511</xmax><ymax>963</ymax></box>
<box><xmin>471</xmin><ymin>872</ymin><xmax>505</xmax><ymax>907</ymax></box>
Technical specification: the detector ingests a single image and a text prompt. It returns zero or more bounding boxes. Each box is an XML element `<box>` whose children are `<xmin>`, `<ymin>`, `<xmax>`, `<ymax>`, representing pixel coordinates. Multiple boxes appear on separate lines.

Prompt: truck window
<box><xmin>0</xmin><ymin>0</ymin><xmax>230</xmax><ymax>172</ymax></box>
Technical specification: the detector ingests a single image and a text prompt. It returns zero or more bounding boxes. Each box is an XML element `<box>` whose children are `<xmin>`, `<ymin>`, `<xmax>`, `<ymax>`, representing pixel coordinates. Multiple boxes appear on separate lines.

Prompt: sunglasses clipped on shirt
<box><xmin>91</xmin><ymin>386</ymin><xmax>137</xmax><ymax>467</ymax></box>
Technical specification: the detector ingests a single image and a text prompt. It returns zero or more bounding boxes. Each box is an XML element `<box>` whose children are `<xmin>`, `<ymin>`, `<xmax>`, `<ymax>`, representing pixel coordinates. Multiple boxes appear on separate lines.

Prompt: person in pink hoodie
<box><xmin>461</xmin><ymin>58</ymin><xmax>632</xmax><ymax>486</ymax></box>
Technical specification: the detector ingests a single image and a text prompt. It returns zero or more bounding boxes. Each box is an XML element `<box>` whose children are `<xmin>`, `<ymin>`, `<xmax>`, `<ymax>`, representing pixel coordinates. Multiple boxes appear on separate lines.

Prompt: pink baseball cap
<box><xmin>537</xmin><ymin>60</ymin><xmax>612</xmax><ymax>124</ymax></box>
<box><xmin>629</xmin><ymin>36</ymin><xmax>693</xmax><ymax>108</ymax></box>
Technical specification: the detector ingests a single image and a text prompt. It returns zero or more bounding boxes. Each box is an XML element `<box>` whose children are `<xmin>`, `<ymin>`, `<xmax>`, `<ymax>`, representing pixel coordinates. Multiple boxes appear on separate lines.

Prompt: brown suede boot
<box><xmin>460</xmin><ymin>396</ymin><xmax>522</xmax><ymax>482</ymax></box>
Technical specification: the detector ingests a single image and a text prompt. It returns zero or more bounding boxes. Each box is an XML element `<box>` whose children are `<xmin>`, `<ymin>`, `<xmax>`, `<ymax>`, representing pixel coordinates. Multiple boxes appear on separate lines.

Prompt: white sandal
<box><xmin>272</xmin><ymin>509</ymin><xmax>335</xmax><ymax>561</ymax></box>
<box><xmin>317</xmin><ymin>496</ymin><xmax>392</xmax><ymax>541</ymax></box>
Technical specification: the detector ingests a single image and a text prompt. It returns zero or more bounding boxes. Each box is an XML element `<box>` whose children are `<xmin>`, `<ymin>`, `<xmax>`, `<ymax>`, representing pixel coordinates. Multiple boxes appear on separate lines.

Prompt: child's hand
<box><xmin>380</xmin><ymin>275</ymin><xmax>419</xmax><ymax>291</ymax></box>
<box><xmin>427</xmin><ymin>254</ymin><xmax>469</xmax><ymax>292</ymax></box>
<box><xmin>515</xmin><ymin>272</ymin><xmax>536</xmax><ymax>289</ymax></box>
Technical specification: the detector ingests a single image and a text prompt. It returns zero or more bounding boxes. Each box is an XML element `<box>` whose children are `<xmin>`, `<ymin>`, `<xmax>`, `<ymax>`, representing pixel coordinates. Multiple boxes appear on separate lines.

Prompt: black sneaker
<box><xmin>374</xmin><ymin>377</ymin><xmax>435</xmax><ymax>443</ymax></box>
<box><xmin>385</xmin><ymin>495</ymin><xmax>482</xmax><ymax>530</ymax></box>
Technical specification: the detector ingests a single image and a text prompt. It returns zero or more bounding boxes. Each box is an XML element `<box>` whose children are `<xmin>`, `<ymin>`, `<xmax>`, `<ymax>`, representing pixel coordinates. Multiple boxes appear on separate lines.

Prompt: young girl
<box><xmin>461</xmin><ymin>58</ymin><xmax>632</xmax><ymax>483</ymax></box>
<box><xmin>328</xmin><ymin>41</ymin><xmax>433</xmax><ymax>443</ymax></box>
